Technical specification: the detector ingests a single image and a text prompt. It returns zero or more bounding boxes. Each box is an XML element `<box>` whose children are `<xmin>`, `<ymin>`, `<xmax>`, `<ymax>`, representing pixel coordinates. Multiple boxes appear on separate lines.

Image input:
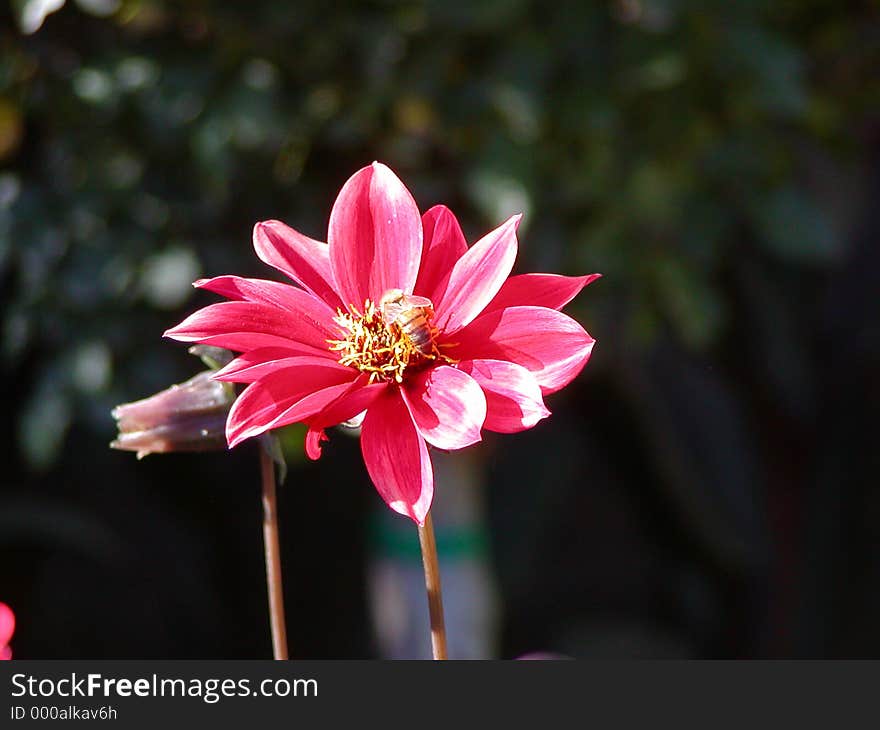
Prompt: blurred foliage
<box><xmin>0</xmin><ymin>0</ymin><xmax>879</xmax><ymax>657</ymax></box>
<box><xmin>1</xmin><ymin>0</ymin><xmax>875</xmax><ymax>467</ymax></box>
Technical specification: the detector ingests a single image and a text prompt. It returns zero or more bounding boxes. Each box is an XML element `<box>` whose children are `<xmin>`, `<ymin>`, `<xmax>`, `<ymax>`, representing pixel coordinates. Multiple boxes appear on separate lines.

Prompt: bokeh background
<box><xmin>1</xmin><ymin>0</ymin><xmax>878</xmax><ymax>659</ymax></box>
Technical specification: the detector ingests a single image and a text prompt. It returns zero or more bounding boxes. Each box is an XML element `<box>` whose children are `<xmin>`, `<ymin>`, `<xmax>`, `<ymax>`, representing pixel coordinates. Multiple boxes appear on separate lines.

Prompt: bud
<box><xmin>111</xmin><ymin>370</ymin><xmax>234</xmax><ymax>458</ymax></box>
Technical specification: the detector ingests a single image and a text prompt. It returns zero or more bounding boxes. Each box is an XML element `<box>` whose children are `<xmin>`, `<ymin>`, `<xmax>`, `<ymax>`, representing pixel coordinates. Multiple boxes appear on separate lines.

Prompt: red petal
<box><xmin>305</xmin><ymin>428</ymin><xmax>329</xmax><ymax>460</ymax></box>
<box><xmin>360</xmin><ymin>387</ymin><xmax>433</xmax><ymax>524</ymax></box>
<box><xmin>329</xmin><ymin>162</ymin><xmax>423</xmax><ymax>307</ymax></box>
<box><xmin>308</xmin><ymin>376</ymin><xmax>387</xmax><ymax>429</ymax></box>
<box><xmin>434</xmin><ymin>214</ymin><xmax>521</xmax><ymax>334</ymax></box>
<box><xmin>458</xmin><ymin>359</ymin><xmax>550</xmax><ymax>433</ymax></box>
<box><xmin>401</xmin><ymin>365</ymin><xmax>486</xmax><ymax>450</ymax></box>
<box><xmin>214</xmin><ymin>351</ymin><xmax>344</xmax><ymax>383</ymax></box>
<box><xmin>252</xmin><ymin>220</ymin><xmax>342</xmax><ymax>309</ymax></box>
<box><xmin>444</xmin><ymin>305</ymin><xmax>595</xmax><ymax>394</ymax></box>
<box><xmin>194</xmin><ymin>275</ymin><xmax>336</xmax><ymax>316</ymax></box>
<box><xmin>300</xmin><ymin>377</ymin><xmax>387</xmax><ymax>460</ymax></box>
<box><xmin>226</xmin><ymin>365</ymin><xmax>357</xmax><ymax>447</ymax></box>
<box><xmin>413</xmin><ymin>205</ymin><xmax>467</xmax><ymax>302</ymax></box>
<box><xmin>164</xmin><ymin>300</ymin><xmax>340</xmax><ymax>353</ymax></box>
<box><xmin>482</xmin><ymin>273</ymin><xmax>601</xmax><ymax>314</ymax></box>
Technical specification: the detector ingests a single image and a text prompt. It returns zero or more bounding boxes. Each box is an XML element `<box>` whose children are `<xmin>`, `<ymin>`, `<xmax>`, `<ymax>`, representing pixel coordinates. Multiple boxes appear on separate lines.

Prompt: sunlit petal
<box><xmin>434</xmin><ymin>214</ymin><xmax>520</xmax><ymax>333</ymax></box>
<box><xmin>329</xmin><ymin>162</ymin><xmax>422</xmax><ymax>306</ymax></box>
<box><xmin>252</xmin><ymin>220</ymin><xmax>342</xmax><ymax>309</ymax></box>
<box><xmin>458</xmin><ymin>359</ymin><xmax>550</xmax><ymax>433</ymax></box>
<box><xmin>402</xmin><ymin>365</ymin><xmax>485</xmax><ymax>449</ymax></box>
<box><xmin>361</xmin><ymin>387</ymin><xmax>433</xmax><ymax>524</ymax></box>
<box><xmin>445</xmin><ymin>305</ymin><xmax>595</xmax><ymax>394</ymax></box>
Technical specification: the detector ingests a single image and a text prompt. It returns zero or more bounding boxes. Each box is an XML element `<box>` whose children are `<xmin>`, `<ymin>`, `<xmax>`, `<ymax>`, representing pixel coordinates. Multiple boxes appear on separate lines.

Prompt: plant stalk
<box><xmin>417</xmin><ymin>510</ymin><xmax>448</xmax><ymax>660</ymax></box>
<box><xmin>260</xmin><ymin>447</ymin><xmax>289</xmax><ymax>660</ymax></box>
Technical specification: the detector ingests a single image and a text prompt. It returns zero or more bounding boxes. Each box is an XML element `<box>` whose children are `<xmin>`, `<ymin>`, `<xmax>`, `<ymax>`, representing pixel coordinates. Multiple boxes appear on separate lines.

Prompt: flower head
<box><xmin>166</xmin><ymin>162</ymin><xmax>598</xmax><ymax>523</ymax></box>
<box><xmin>0</xmin><ymin>602</ymin><xmax>14</xmax><ymax>660</ymax></box>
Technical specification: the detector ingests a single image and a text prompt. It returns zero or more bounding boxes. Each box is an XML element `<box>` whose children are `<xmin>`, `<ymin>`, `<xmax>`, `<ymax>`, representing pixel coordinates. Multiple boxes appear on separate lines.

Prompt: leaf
<box><xmin>259</xmin><ymin>431</ymin><xmax>288</xmax><ymax>486</ymax></box>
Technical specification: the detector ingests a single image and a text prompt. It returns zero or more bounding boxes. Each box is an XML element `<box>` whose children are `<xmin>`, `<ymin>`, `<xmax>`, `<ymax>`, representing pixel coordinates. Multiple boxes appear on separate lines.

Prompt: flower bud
<box><xmin>110</xmin><ymin>371</ymin><xmax>234</xmax><ymax>458</ymax></box>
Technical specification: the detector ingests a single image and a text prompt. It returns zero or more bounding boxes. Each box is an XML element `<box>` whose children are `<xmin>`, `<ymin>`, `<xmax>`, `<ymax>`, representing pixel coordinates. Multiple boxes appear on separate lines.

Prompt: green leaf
<box><xmin>260</xmin><ymin>432</ymin><xmax>288</xmax><ymax>486</ymax></box>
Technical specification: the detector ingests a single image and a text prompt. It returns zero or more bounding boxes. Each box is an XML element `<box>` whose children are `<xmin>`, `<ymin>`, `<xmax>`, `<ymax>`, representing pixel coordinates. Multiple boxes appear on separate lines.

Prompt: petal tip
<box><xmin>393</xmin><ymin>499</ymin><xmax>430</xmax><ymax>526</ymax></box>
<box><xmin>533</xmin><ymin>405</ymin><xmax>551</xmax><ymax>425</ymax></box>
<box><xmin>252</xmin><ymin>219</ymin><xmax>283</xmax><ymax>242</ymax></box>
<box><xmin>225</xmin><ymin>416</ymin><xmax>250</xmax><ymax>449</ymax></box>
<box><xmin>226</xmin><ymin>431</ymin><xmax>249</xmax><ymax>449</ymax></box>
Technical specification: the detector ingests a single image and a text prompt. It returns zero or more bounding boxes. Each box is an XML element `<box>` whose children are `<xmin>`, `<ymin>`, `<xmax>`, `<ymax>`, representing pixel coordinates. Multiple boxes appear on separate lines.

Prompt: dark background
<box><xmin>1</xmin><ymin>0</ymin><xmax>878</xmax><ymax>658</ymax></box>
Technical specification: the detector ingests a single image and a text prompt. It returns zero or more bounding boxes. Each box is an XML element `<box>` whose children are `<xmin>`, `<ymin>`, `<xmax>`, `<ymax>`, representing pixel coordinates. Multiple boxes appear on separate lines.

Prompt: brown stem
<box><xmin>417</xmin><ymin>510</ymin><xmax>448</xmax><ymax>660</ymax></box>
<box><xmin>260</xmin><ymin>447</ymin><xmax>289</xmax><ymax>660</ymax></box>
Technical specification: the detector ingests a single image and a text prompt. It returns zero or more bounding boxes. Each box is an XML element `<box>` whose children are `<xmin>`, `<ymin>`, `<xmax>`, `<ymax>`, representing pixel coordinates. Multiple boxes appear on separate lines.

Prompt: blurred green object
<box><xmin>0</xmin><ymin>0</ymin><xmax>880</xmax><ymax>467</ymax></box>
<box><xmin>0</xmin><ymin>0</ymin><xmax>873</xmax><ymax>473</ymax></box>
<box><xmin>1</xmin><ymin>0</ymin><xmax>878</xmax><ymax>660</ymax></box>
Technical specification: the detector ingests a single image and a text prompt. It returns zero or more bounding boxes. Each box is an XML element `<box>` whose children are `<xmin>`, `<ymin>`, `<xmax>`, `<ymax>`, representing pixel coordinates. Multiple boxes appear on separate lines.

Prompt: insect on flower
<box><xmin>379</xmin><ymin>289</ymin><xmax>439</xmax><ymax>361</ymax></box>
<box><xmin>326</xmin><ymin>289</ymin><xmax>449</xmax><ymax>385</ymax></box>
<box><xmin>165</xmin><ymin>162</ymin><xmax>599</xmax><ymax>524</ymax></box>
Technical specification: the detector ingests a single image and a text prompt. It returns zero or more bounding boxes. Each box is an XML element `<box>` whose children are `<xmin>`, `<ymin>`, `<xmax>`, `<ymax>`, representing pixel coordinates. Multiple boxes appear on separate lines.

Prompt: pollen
<box><xmin>328</xmin><ymin>299</ymin><xmax>453</xmax><ymax>383</ymax></box>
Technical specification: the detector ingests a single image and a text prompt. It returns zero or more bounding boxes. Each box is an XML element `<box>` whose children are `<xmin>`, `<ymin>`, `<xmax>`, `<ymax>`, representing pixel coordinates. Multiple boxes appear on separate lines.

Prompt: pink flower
<box><xmin>0</xmin><ymin>602</ymin><xmax>14</xmax><ymax>660</ymax></box>
<box><xmin>166</xmin><ymin>162</ymin><xmax>598</xmax><ymax>524</ymax></box>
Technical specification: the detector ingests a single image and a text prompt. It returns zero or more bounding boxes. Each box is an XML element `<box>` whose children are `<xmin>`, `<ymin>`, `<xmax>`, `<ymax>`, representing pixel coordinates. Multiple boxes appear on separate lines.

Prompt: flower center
<box><xmin>328</xmin><ymin>290</ymin><xmax>453</xmax><ymax>383</ymax></box>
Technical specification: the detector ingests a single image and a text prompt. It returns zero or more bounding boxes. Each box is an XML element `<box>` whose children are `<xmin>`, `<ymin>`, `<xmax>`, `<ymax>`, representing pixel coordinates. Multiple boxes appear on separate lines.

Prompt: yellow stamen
<box><xmin>328</xmin><ymin>299</ymin><xmax>455</xmax><ymax>383</ymax></box>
